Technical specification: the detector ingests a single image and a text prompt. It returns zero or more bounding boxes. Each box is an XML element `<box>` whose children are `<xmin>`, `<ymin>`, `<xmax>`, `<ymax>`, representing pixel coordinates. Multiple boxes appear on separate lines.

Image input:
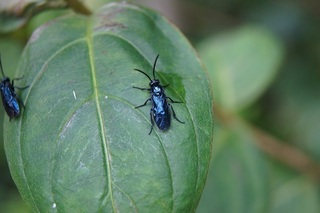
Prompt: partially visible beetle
<box><xmin>0</xmin><ymin>55</ymin><xmax>29</xmax><ymax>120</ymax></box>
<box><xmin>133</xmin><ymin>54</ymin><xmax>184</xmax><ymax>135</ymax></box>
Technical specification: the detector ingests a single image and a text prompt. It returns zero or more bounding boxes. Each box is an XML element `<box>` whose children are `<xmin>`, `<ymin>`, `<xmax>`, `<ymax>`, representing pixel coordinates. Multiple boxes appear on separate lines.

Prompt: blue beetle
<box><xmin>133</xmin><ymin>55</ymin><xmax>184</xmax><ymax>135</ymax></box>
<box><xmin>0</xmin><ymin>55</ymin><xmax>28</xmax><ymax>120</ymax></box>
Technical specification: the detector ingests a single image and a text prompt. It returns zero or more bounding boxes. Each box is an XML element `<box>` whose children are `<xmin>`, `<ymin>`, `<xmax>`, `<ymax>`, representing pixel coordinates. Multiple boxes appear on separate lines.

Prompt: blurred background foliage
<box><xmin>1</xmin><ymin>0</ymin><xmax>320</xmax><ymax>212</ymax></box>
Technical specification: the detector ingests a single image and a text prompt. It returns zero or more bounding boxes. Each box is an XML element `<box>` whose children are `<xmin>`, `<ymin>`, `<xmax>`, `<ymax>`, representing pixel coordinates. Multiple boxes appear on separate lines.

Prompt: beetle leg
<box><xmin>14</xmin><ymin>85</ymin><xmax>29</xmax><ymax>90</ymax></box>
<box><xmin>11</xmin><ymin>79</ymin><xmax>29</xmax><ymax>90</ymax></box>
<box><xmin>12</xmin><ymin>75</ymin><xmax>24</xmax><ymax>81</ymax></box>
<box><xmin>148</xmin><ymin>109</ymin><xmax>154</xmax><ymax>135</ymax></box>
<box><xmin>133</xmin><ymin>86</ymin><xmax>150</xmax><ymax>91</ymax></box>
<box><xmin>167</xmin><ymin>96</ymin><xmax>183</xmax><ymax>104</ymax></box>
<box><xmin>17</xmin><ymin>97</ymin><xmax>25</xmax><ymax>109</ymax></box>
<box><xmin>163</xmin><ymin>84</ymin><xmax>170</xmax><ymax>88</ymax></box>
<box><xmin>170</xmin><ymin>104</ymin><xmax>184</xmax><ymax>124</ymax></box>
<box><xmin>135</xmin><ymin>98</ymin><xmax>151</xmax><ymax>108</ymax></box>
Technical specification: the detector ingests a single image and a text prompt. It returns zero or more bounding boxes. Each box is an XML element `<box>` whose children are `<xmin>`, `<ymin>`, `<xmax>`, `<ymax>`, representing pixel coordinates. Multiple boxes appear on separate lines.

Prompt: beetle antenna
<box><xmin>134</xmin><ymin>69</ymin><xmax>152</xmax><ymax>81</ymax></box>
<box><xmin>0</xmin><ymin>54</ymin><xmax>5</xmax><ymax>78</ymax></box>
<box><xmin>152</xmin><ymin>54</ymin><xmax>160</xmax><ymax>79</ymax></box>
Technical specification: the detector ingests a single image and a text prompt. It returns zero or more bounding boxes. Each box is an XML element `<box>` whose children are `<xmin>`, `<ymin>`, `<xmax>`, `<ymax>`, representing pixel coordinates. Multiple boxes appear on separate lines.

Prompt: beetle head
<box><xmin>149</xmin><ymin>79</ymin><xmax>160</xmax><ymax>87</ymax></box>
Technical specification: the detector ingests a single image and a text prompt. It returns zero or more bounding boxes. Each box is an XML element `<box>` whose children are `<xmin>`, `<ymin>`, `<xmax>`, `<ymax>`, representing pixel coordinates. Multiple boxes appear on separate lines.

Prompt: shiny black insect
<box><xmin>133</xmin><ymin>54</ymin><xmax>184</xmax><ymax>135</ymax></box>
<box><xmin>0</xmin><ymin>55</ymin><xmax>28</xmax><ymax>120</ymax></box>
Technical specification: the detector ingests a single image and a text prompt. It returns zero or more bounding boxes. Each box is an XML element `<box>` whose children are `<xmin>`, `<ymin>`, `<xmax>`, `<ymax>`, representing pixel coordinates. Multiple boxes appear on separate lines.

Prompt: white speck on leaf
<box><xmin>105</xmin><ymin>96</ymin><xmax>108</xmax><ymax>99</ymax></box>
<box><xmin>52</xmin><ymin>203</ymin><xmax>56</xmax><ymax>208</ymax></box>
<box><xmin>73</xmin><ymin>91</ymin><xmax>77</xmax><ymax>100</ymax></box>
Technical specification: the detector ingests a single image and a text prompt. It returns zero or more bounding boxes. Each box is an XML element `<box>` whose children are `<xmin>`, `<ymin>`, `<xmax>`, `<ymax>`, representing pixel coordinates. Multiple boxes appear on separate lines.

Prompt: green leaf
<box><xmin>4</xmin><ymin>2</ymin><xmax>213</xmax><ymax>212</ymax></box>
<box><xmin>268</xmin><ymin>163</ymin><xmax>320</xmax><ymax>213</ymax></box>
<box><xmin>198</xmin><ymin>26</ymin><xmax>284</xmax><ymax>112</ymax></box>
<box><xmin>271</xmin><ymin>178</ymin><xmax>320</xmax><ymax>213</ymax></box>
<box><xmin>197</xmin><ymin>122</ymin><xmax>268</xmax><ymax>213</ymax></box>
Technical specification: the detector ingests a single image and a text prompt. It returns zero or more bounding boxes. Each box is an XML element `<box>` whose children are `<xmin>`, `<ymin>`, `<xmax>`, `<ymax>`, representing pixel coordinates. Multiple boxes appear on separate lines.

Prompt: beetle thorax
<box><xmin>150</xmin><ymin>79</ymin><xmax>163</xmax><ymax>96</ymax></box>
<box><xmin>0</xmin><ymin>77</ymin><xmax>10</xmax><ymax>91</ymax></box>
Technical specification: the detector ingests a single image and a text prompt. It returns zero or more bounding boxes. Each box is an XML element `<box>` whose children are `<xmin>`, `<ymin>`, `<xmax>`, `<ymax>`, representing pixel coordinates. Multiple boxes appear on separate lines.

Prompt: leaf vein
<box><xmin>23</xmin><ymin>37</ymin><xmax>86</xmax><ymax>105</ymax></box>
<box><xmin>86</xmin><ymin>23</ymin><xmax>117</xmax><ymax>212</ymax></box>
<box><xmin>50</xmin><ymin>96</ymin><xmax>94</xmax><ymax>205</ymax></box>
<box><xmin>17</xmin><ymin>121</ymin><xmax>41</xmax><ymax>212</ymax></box>
<box><xmin>113</xmin><ymin>183</ymin><xmax>138</xmax><ymax>213</ymax></box>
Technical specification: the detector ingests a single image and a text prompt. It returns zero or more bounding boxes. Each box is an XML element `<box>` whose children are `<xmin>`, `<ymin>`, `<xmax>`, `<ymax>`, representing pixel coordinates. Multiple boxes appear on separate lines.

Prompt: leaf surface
<box><xmin>197</xmin><ymin>122</ymin><xmax>268</xmax><ymax>213</ymax></box>
<box><xmin>4</xmin><ymin>3</ymin><xmax>213</xmax><ymax>212</ymax></box>
<box><xmin>198</xmin><ymin>26</ymin><xmax>284</xmax><ymax>111</ymax></box>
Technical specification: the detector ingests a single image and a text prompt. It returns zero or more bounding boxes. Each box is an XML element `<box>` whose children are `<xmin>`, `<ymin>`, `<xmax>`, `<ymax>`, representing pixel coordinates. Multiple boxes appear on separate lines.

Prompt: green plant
<box><xmin>1</xmin><ymin>1</ymin><xmax>213</xmax><ymax>212</ymax></box>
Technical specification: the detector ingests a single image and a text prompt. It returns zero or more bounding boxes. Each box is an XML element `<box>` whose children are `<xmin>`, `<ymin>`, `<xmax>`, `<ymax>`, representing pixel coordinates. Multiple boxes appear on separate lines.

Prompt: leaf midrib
<box><xmin>86</xmin><ymin>21</ymin><xmax>117</xmax><ymax>211</ymax></box>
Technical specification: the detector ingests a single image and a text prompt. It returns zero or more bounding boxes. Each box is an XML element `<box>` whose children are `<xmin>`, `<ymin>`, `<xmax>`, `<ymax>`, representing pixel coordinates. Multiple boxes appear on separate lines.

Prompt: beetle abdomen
<box><xmin>154</xmin><ymin>112</ymin><xmax>171</xmax><ymax>131</ymax></box>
